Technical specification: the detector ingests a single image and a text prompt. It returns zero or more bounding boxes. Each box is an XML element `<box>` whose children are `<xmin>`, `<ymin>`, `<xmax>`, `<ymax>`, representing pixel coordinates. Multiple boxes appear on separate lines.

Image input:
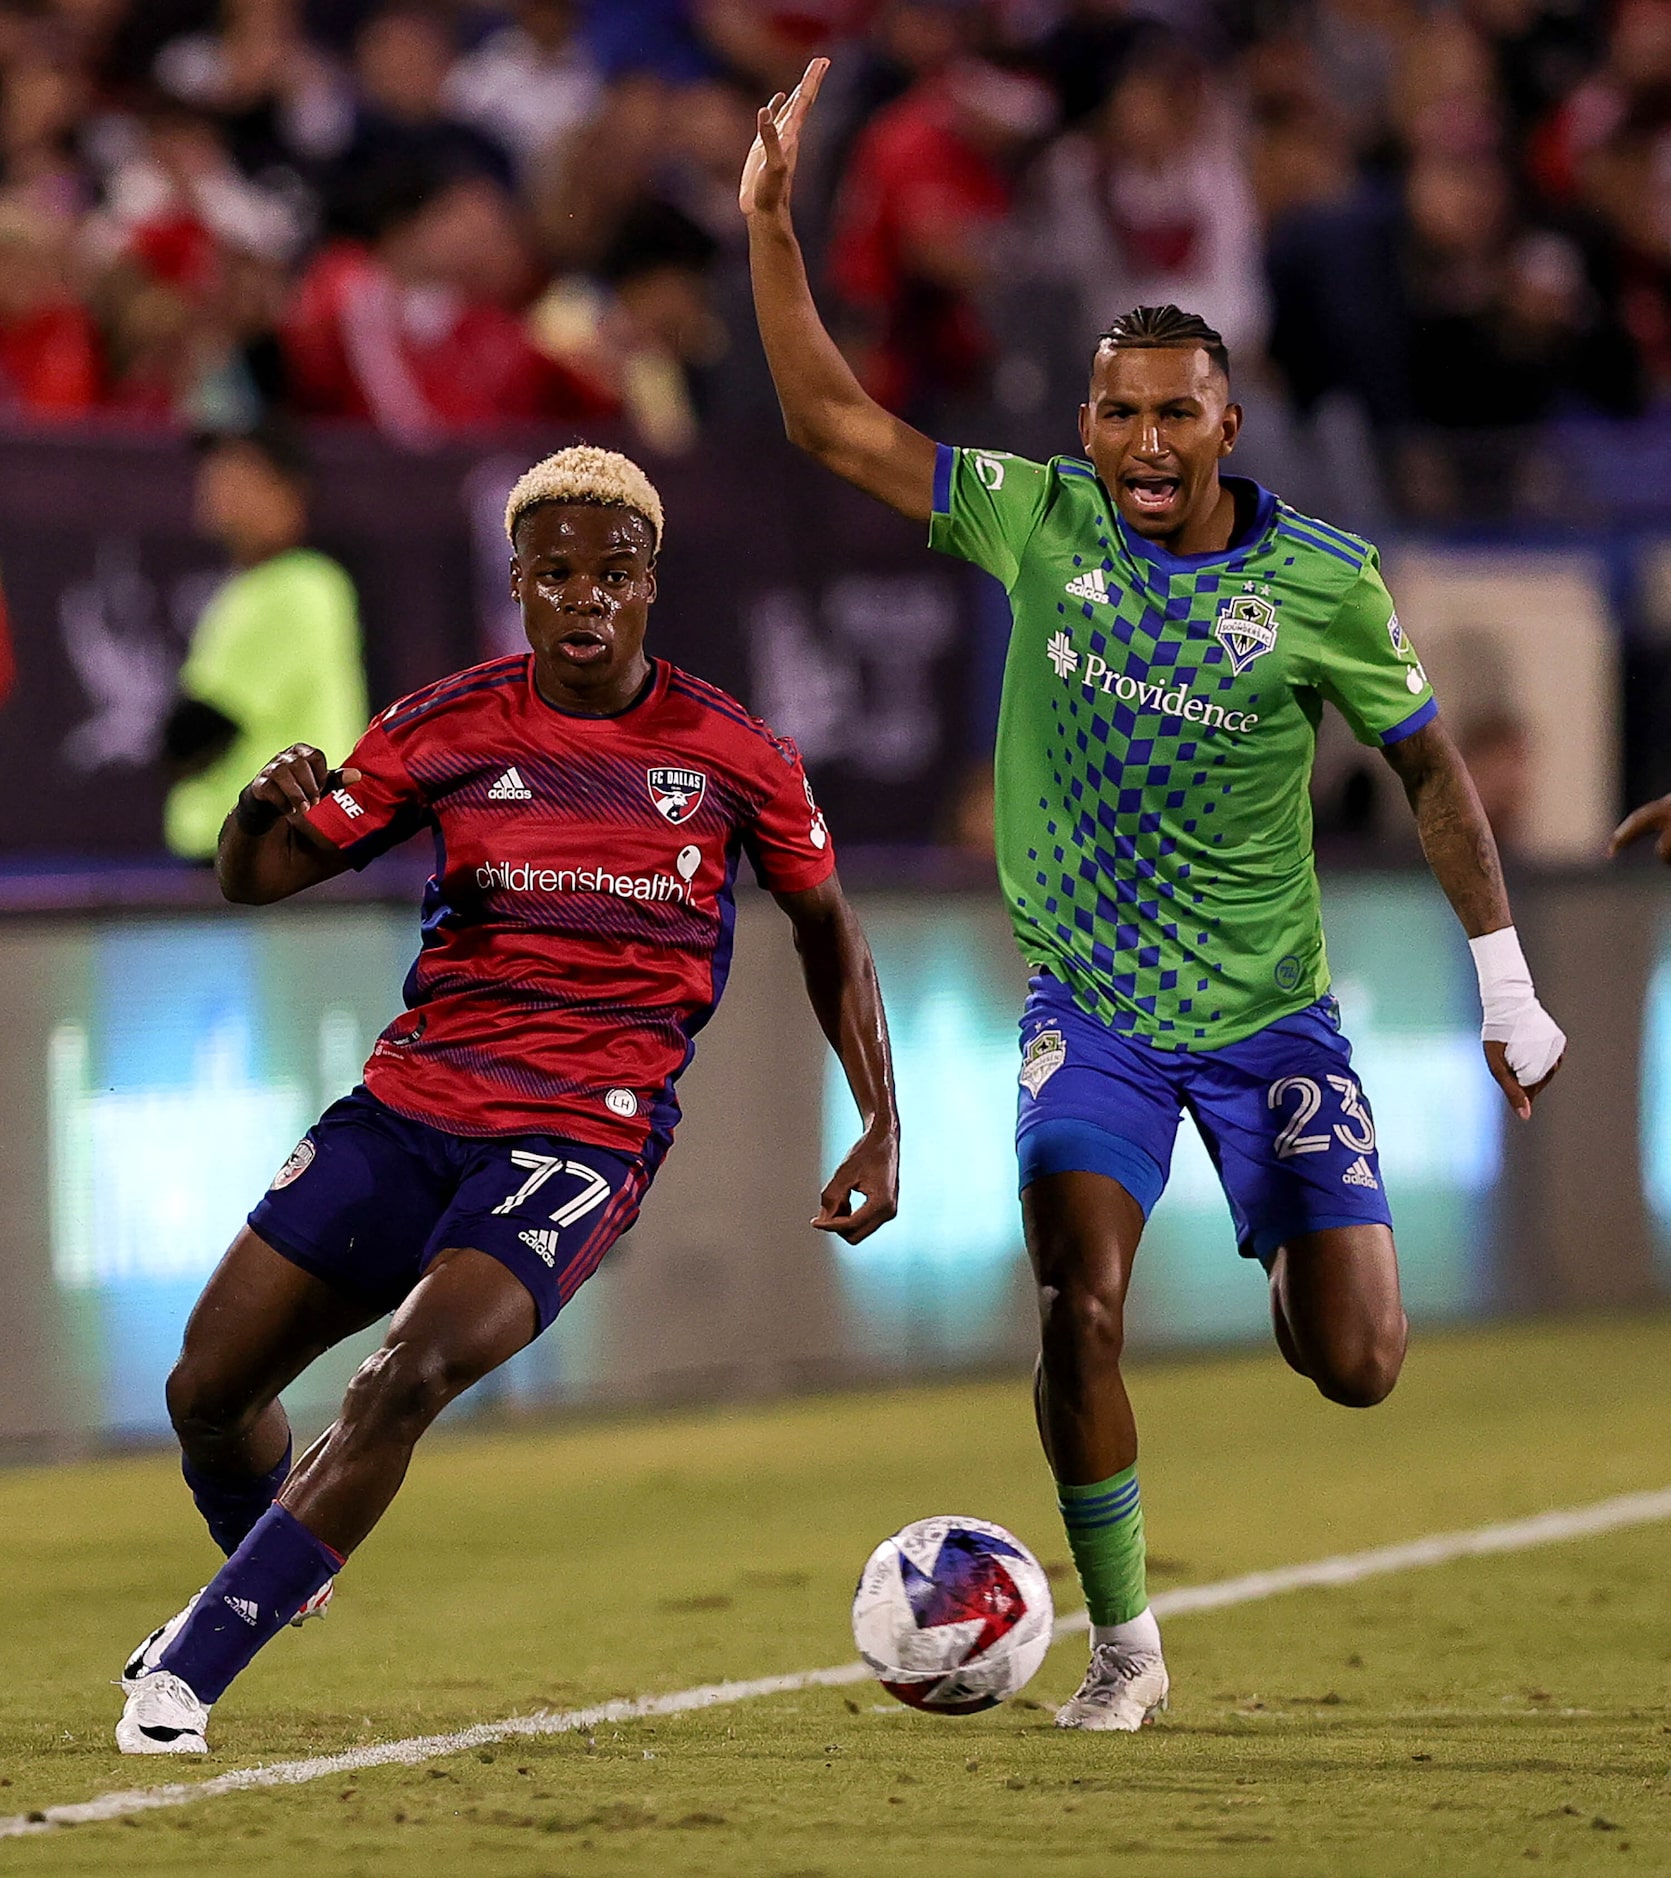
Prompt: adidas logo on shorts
<box><xmin>519</xmin><ymin>1228</ymin><xmax>561</xmax><ymax>1267</ymax></box>
<box><xmin>489</xmin><ymin>766</ymin><xmax>533</xmax><ymax>801</ymax></box>
<box><xmin>223</xmin><ymin>1595</ymin><xmax>260</xmax><ymax>1626</ymax></box>
<box><xmin>1064</xmin><ymin>568</ymin><xmax>1111</xmax><ymax>604</ymax></box>
<box><xmin>1342</xmin><ymin>1155</ymin><xmax>1379</xmax><ymax>1190</ymax></box>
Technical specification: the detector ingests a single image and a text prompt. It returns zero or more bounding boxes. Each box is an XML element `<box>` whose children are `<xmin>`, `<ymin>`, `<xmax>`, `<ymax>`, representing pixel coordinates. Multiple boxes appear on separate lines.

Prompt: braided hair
<box><xmin>1098</xmin><ymin>305</ymin><xmax>1229</xmax><ymax>380</ymax></box>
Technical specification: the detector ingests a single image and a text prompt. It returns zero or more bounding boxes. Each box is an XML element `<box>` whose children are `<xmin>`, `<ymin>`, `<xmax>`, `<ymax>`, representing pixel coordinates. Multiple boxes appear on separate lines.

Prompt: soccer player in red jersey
<box><xmin>116</xmin><ymin>446</ymin><xmax>900</xmax><ymax>1755</ymax></box>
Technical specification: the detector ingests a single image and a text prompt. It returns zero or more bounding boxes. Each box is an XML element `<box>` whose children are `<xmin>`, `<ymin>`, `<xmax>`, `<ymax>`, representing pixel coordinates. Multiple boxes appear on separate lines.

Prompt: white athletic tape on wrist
<box><xmin>1468</xmin><ymin>926</ymin><xmax>1565</xmax><ymax>1086</ymax></box>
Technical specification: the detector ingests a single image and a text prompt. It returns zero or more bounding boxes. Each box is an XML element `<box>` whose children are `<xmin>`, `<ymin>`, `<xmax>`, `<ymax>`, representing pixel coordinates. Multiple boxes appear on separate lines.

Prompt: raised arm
<box><xmin>740</xmin><ymin>58</ymin><xmax>938</xmax><ymax>521</ymax></box>
<box><xmin>216</xmin><ymin>744</ymin><xmax>355</xmax><ymax>905</ymax></box>
<box><xmin>1380</xmin><ymin>719</ymin><xmax>1564</xmax><ymax>1118</ymax></box>
<box><xmin>774</xmin><ymin>872</ymin><xmax>900</xmax><ymax>1243</ymax></box>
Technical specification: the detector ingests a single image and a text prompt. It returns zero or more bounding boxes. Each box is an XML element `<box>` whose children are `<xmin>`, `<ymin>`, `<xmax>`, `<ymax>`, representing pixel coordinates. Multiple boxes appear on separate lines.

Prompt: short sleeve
<box><xmin>1314</xmin><ymin>554</ymin><xmax>1437</xmax><ymax>748</ymax></box>
<box><xmin>303</xmin><ymin>720</ymin><xmax>431</xmax><ymax>868</ymax></box>
<box><xmin>927</xmin><ymin>444</ymin><xmax>1053</xmax><ymax>590</ymax></box>
<box><xmin>743</xmin><ymin>738</ymin><xmax>837</xmax><ymax>894</ymax></box>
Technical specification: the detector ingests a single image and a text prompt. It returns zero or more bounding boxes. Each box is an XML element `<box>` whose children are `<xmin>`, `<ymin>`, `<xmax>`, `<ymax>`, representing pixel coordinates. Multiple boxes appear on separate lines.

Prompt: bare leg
<box><xmin>280</xmin><ymin>1247</ymin><xmax>538</xmax><ymax>1556</ymax></box>
<box><xmin>1268</xmin><ymin>1222</ymin><xmax>1408</xmax><ymax>1407</ymax></box>
<box><xmin>1022</xmin><ymin>1170</ymin><xmax>1146</xmax><ymax>1485</ymax></box>
<box><xmin>167</xmin><ymin>1229</ymin><xmax>382</xmax><ymax>1479</ymax></box>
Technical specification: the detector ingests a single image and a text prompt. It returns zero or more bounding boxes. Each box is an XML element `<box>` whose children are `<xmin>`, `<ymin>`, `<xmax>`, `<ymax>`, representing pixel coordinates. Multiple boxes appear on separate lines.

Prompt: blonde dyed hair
<box><xmin>504</xmin><ymin>446</ymin><xmax>664</xmax><ymax>553</ymax></box>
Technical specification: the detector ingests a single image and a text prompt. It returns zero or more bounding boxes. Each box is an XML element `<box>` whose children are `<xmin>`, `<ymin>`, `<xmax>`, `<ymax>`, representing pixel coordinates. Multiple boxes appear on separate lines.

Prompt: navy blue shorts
<box><xmin>1015</xmin><ymin>975</ymin><xmax>1393</xmax><ymax>1266</ymax></box>
<box><xmin>249</xmin><ymin>1088</ymin><xmax>649</xmax><ymax>1333</ymax></box>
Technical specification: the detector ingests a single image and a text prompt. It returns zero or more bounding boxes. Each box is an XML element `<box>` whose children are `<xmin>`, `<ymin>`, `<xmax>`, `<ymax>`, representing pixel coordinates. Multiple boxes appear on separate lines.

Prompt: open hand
<box><xmin>1609</xmin><ymin>795</ymin><xmax>1671</xmax><ymax>864</ymax></box>
<box><xmin>812</xmin><ymin>1123</ymin><xmax>898</xmax><ymax>1245</ymax></box>
<box><xmin>740</xmin><ymin>56</ymin><xmax>829</xmax><ymax>219</ymax></box>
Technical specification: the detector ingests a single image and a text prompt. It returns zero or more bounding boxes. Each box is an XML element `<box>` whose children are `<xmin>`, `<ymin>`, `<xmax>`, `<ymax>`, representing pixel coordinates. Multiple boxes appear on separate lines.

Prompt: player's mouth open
<box><xmin>556</xmin><ymin>628</ymin><xmax>611</xmax><ymax>664</ymax></box>
<box><xmin>1124</xmin><ymin>475</ymin><xmax>1181</xmax><ymax>515</ymax></box>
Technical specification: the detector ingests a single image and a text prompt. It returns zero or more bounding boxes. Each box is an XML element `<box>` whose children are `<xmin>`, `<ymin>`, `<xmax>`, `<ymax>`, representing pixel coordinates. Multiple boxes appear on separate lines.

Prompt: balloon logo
<box><xmin>676</xmin><ymin>845</ymin><xmax>701</xmax><ymax>881</ymax></box>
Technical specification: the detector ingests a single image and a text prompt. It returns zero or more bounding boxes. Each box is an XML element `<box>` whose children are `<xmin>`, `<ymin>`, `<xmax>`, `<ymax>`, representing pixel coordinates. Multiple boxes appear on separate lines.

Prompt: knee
<box><xmin>1038</xmin><ymin>1275</ymin><xmax>1127</xmax><ymax>1371</ymax></box>
<box><xmin>1312</xmin><ymin>1313</ymin><xmax>1407</xmax><ymax>1409</ymax></box>
<box><xmin>167</xmin><ymin>1358</ymin><xmax>261</xmax><ymax>1447</ymax></box>
<box><xmin>339</xmin><ymin>1340</ymin><xmax>467</xmax><ymax>1445</ymax></box>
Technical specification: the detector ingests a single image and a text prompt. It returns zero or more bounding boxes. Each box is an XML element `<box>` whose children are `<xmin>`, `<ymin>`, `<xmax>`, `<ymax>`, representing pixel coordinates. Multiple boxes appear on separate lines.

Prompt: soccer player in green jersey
<box><xmin>743</xmin><ymin>61</ymin><xmax>1567</xmax><ymax>1729</ymax></box>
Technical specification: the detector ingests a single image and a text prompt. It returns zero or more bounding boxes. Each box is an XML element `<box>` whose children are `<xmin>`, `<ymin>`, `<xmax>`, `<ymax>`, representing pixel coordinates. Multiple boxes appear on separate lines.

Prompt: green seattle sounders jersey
<box><xmin>929</xmin><ymin>447</ymin><xmax>1436</xmax><ymax>1048</ymax></box>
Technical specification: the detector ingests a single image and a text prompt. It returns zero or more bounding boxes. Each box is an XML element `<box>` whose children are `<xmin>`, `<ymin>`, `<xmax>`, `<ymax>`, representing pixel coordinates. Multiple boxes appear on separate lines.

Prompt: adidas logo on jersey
<box><xmin>223</xmin><ymin>1595</ymin><xmax>260</xmax><ymax>1626</ymax></box>
<box><xmin>1064</xmin><ymin>568</ymin><xmax>1111</xmax><ymax>604</ymax></box>
<box><xmin>519</xmin><ymin>1228</ymin><xmax>561</xmax><ymax>1267</ymax></box>
<box><xmin>489</xmin><ymin>766</ymin><xmax>532</xmax><ymax>801</ymax></box>
<box><xmin>1342</xmin><ymin>1155</ymin><xmax>1379</xmax><ymax>1190</ymax></box>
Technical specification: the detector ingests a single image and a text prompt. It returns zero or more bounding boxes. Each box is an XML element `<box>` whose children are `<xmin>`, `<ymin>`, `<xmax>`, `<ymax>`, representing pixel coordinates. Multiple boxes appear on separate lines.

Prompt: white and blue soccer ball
<box><xmin>851</xmin><ymin>1516</ymin><xmax>1055</xmax><ymax>1714</ymax></box>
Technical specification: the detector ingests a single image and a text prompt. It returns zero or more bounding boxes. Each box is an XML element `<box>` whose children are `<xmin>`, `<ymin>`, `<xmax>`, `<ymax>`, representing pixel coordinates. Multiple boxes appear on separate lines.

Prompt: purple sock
<box><xmin>157</xmin><ymin>1504</ymin><xmax>343</xmax><ymax>1704</ymax></box>
<box><xmin>182</xmin><ymin>1441</ymin><xmax>292</xmax><ymax>1555</ymax></box>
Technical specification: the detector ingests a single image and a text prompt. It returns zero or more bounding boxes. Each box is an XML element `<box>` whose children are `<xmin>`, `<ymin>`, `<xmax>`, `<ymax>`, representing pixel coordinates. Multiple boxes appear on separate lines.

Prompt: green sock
<box><xmin>1057</xmin><ymin>1465</ymin><xmax>1148</xmax><ymax>1626</ymax></box>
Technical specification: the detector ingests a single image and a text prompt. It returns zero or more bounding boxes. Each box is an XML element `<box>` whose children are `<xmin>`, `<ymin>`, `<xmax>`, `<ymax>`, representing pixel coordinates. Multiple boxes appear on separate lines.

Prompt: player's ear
<box><xmin>1219</xmin><ymin>402</ymin><xmax>1243</xmax><ymax>457</ymax></box>
<box><xmin>644</xmin><ymin>559</ymin><xmax>658</xmax><ymax>605</ymax></box>
<box><xmin>508</xmin><ymin>555</ymin><xmax>523</xmax><ymax>604</ymax></box>
<box><xmin>1077</xmin><ymin>401</ymin><xmax>1093</xmax><ymax>452</ymax></box>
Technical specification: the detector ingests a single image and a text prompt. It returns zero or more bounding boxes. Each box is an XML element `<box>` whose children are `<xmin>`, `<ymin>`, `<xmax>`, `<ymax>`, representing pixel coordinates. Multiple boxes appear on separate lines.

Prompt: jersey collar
<box><xmin>1112</xmin><ymin>475</ymin><xmax>1278</xmax><ymax>574</ymax></box>
<box><xmin>527</xmin><ymin>654</ymin><xmax>668</xmax><ymax>721</ymax></box>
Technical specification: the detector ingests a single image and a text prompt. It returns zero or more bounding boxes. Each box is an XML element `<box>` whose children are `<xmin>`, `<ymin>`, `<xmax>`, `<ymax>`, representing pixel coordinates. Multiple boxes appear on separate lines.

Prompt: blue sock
<box><xmin>182</xmin><ymin>1442</ymin><xmax>292</xmax><ymax>1556</ymax></box>
<box><xmin>157</xmin><ymin>1504</ymin><xmax>343</xmax><ymax>1704</ymax></box>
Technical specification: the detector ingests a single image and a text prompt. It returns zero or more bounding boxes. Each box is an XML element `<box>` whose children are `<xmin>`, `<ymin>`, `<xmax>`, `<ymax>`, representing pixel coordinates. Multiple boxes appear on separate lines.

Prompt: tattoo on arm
<box><xmin>1381</xmin><ymin>722</ymin><xmax>1511</xmax><ymax>938</ymax></box>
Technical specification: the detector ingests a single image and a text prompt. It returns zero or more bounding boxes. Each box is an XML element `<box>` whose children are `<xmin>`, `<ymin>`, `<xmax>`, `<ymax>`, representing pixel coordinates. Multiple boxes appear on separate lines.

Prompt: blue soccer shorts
<box><xmin>248</xmin><ymin>1087</ymin><xmax>649</xmax><ymax>1332</ymax></box>
<box><xmin>1015</xmin><ymin>973</ymin><xmax>1393</xmax><ymax>1266</ymax></box>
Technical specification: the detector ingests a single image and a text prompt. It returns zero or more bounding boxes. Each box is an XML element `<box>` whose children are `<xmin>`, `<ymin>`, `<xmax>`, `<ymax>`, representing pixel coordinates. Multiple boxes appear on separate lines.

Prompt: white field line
<box><xmin>4</xmin><ymin>1484</ymin><xmax>1669</xmax><ymax>1841</ymax></box>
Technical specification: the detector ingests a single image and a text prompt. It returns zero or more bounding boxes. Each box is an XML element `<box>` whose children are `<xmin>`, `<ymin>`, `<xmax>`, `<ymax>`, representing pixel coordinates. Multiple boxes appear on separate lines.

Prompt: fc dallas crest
<box><xmin>647</xmin><ymin>765</ymin><xmax>706</xmax><ymax>825</ymax></box>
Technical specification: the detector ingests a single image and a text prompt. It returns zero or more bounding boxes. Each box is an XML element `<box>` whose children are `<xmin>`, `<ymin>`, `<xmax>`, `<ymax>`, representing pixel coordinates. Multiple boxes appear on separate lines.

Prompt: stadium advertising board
<box><xmin>824</xmin><ymin>878</ymin><xmax>1502</xmax><ymax>1357</ymax></box>
<box><xmin>0</xmin><ymin>877</ymin><xmax>1659</xmax><ymax>1449</ymax></box>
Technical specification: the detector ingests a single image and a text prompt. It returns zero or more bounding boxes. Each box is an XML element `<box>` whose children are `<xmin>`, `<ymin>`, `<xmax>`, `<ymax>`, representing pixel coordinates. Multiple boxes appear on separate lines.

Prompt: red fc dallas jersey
<box><xmin>304</xmin><ymin>654</ymin><xmax>835</xmax><ymax>1157</ymax></box>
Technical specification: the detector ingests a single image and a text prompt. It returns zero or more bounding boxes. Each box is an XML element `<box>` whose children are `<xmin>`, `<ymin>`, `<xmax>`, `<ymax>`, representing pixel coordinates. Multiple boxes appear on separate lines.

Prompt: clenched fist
<box><xmin>234</xmin><ymin>745</ymin><xmax>361</xmax><ymax>836</ymax></box>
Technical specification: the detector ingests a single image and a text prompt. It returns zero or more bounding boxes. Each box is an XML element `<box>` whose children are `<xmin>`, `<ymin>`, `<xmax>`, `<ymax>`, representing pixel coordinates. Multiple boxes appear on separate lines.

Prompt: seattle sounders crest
<box><xmin>1214</xmin><ymin>589</ymin><xmax>1279</xmax><ymax>677</ymax></box>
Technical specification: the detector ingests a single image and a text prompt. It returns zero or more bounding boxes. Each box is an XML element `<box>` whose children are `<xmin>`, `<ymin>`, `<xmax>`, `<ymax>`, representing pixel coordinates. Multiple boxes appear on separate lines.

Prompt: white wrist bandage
<box><xmin>1468</xmin><ymin>926</ymin><xmax>1565</xmax><ymax>1087</ymax></box>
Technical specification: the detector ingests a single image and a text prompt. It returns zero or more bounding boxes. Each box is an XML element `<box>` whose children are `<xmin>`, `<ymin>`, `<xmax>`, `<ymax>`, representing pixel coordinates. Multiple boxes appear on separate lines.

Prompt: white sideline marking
<box><xmin>5</xmin><ymin>1485</ymin><xmax>1669</xmax><ymax>1840</ymax></box>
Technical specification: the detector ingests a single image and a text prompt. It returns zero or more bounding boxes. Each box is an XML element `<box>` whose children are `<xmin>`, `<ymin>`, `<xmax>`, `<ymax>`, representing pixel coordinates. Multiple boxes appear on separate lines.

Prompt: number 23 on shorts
<box><xmin>1267</xmin><ymin>1074</ymin><xmax>1376</xmax><ymax>1159</ymax></box>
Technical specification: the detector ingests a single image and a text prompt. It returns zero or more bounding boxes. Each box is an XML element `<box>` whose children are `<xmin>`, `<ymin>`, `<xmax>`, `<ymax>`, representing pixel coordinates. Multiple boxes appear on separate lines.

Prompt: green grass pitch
<box><xmin>1</xmin><ymin>1314</ymin><xmax>1669</xmax><ymax>1876</ymax></box>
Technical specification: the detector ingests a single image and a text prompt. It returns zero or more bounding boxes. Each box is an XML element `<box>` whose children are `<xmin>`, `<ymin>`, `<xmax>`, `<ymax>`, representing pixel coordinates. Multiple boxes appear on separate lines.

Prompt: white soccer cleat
<box><xmin>1054</xmin><ymin>1642</ymin><xmax>1170</xmax><ymax>1731</ymax></box>
<box><xmin>291</xmin><ymin>1577</ymin><xmax>334</xmax><ymax>1627</ymax></box>
<box><xmin>120</xmin><ymin>1589</ymin><xmax>203</xmax><ymax>1691</ymax></box>
<box><xmin>121</xmin><ymin>1576</ymin><xmax>332</xmax><ymax>1695</ymax></box>
<box><xmin>115</xmin><ymin>1671</ymin><xmax>210</xmax><ymax>1755</ymax></box>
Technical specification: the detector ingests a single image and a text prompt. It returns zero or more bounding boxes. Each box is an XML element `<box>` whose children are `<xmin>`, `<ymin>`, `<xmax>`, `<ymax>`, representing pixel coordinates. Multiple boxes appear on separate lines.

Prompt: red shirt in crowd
<box><xmin>0</xmin><ymin>301</ymin><xmax>102</xmax><ymax>417</ymax></box>
<box><xmin>283</xmin><ymin>244</ymin><xmax>616</xmax><ymax>437</ymax></box>
<box><xmin>829</xmin><ymin>80</ymin><xmax>1013</xmax><ymax>411</ymax></box>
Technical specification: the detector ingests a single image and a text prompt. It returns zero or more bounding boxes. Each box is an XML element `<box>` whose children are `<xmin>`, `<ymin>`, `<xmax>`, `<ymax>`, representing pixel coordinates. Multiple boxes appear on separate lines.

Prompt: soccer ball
<box><xmin>851</xmin><ymin>1516</ymin><xmax>1055</xmax><ymax>1714</ymax></box>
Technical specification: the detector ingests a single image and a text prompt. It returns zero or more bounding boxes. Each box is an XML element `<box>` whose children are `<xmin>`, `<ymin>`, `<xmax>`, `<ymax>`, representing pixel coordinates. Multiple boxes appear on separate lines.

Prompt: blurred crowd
<box><xmin>0</xmin><ymin>0</ymin><xmax>1666</xmax><ymax>495</ymax></box>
